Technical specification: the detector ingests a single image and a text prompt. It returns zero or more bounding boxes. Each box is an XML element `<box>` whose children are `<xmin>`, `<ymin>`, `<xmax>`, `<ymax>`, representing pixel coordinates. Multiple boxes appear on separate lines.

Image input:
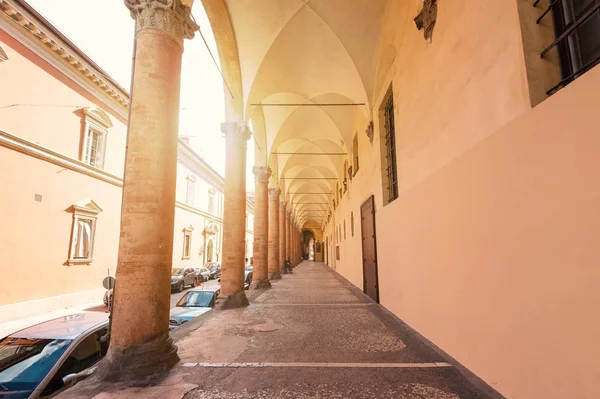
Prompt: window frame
<box><xmin>182</xmin><ymin>226</ymin><xmax>193</xmax><ymax>260</ymax></box>
<box><xmin>186</xmin><ymin>175</ymin><xmax>196</xmax><ymax>206</ymax></box>
<box><xmin>208</xmin><ymin>188</ymin><xmax>216</xmax><ymax>214</ymax></box>
<box><xmin>80</xmin><ymin>108</ymin><xmax>111</xmax><ymax>169</ymax></box>
<box><xmin>68</xmin><ymin>200</ymin><xmax>102</xmax><ymax>266</ymax></box>
<box><xmin>380</xmin><ymin>87</ymin><xmax>399</xmax><ymax>205</ymax></box>
<box><xmin>352</xmin><ymin>134</ymin><xmax>359</xmax><ymax>175</ymax></box>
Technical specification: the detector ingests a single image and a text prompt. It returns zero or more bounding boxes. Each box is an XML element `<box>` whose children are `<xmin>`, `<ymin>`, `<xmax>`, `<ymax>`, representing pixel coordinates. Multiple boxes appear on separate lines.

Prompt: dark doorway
<box><xmin>360</xmin><ymin>195</ymin><xmax>379</xmax><ymax>303</ymax></box>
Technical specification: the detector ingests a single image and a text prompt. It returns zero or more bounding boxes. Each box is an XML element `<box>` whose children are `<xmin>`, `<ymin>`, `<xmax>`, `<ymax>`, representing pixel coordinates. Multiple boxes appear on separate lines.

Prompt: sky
<box><xmin>26</xmin><ymin>0</ymin><xmax>254</xmax><ymax>188</ymax></box>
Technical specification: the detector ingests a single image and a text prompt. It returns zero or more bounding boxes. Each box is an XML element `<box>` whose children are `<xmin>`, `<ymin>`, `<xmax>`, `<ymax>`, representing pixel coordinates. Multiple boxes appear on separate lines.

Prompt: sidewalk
<box><xmin>0</xmin><ymin>300</ymin><xmax>106</xmax><ymax>338</ymax></box>
<box><xmin>58</xmin><ymin>262</ymin><xmax>502</xmax><ymax>399</ymax></box>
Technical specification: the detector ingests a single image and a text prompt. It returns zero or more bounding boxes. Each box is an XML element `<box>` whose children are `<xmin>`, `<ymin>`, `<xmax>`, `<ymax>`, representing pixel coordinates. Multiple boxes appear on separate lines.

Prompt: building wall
<box><xmin>324</xmin><ymin>1</ymin><xmax>600</xmax><ymax>398</ymax></box>
<box><xmin>0</xmin><ymin>32</ymin><xmax>126</xmax><ymax>318</ymax></box>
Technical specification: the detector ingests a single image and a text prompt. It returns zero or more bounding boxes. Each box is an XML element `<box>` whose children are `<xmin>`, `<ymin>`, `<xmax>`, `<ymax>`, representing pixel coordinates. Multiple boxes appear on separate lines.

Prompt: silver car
<box><xmin>0</xmin><ymin>312</ymin><xmax>109</xmax><ymax>398</ymax></box>
<box><xmin>171</xmin><ymin>267</ymin><xmax>198</xmax><ymax>292</ymax></box>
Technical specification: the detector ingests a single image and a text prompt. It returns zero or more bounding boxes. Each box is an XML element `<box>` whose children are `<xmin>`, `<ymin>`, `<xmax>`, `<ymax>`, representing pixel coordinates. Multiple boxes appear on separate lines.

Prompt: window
<box><xmin>352</xmin><ymin>134</ymin><xmax>359</xmax><ymax>175</ymax></box>
<box><xmin>208</xmin><ymin>189</ymin><xmax>216</xmax><ymax>214</ymax></box>
<box><xmin>182</xmin><ymin>226</ymin><xmax>193</xmax><ymax>259</ymax></box>
<box><xmin>80</xmin><ymin>108</ymin><xmax>111</xmax><ymax>169</ymax></box>
<box><xmin>68</xmin><ymin>199</ymin><xmax>102</xmax><ymax>265</ymax></box>
<box><xmin>542</xmin><ymin>0</ymin><xmax>600</xmax><ymax>93</ymax></box>
<box><xmin>186</xmin><ymin>175</ymin><xmax>196</xmax><ymax>206</ymax></box>
<box><xmin>381</xmin><ymin>87</ymin><xmax>398</xmax><ymax>204</ymax></box>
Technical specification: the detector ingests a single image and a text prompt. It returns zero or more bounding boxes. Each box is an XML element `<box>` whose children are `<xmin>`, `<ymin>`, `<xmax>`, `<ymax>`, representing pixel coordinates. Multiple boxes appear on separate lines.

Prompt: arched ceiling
<box><xmin>217</xmin><ymin>0</ymin><xmax>386</xmax><ymax>227</ymax></box>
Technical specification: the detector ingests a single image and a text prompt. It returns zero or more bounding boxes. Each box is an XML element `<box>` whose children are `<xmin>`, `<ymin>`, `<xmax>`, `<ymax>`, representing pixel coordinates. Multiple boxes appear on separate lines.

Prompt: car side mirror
<box><xmin>62</xmin><ymin>373</ymin><xmax>79</xmax><ymax>388</ymax></box>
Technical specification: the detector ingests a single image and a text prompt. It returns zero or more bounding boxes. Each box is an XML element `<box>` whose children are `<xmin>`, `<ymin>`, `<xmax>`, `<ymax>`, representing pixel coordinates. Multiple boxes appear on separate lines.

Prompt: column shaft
<box><xmin>251</xmin><ymin>167</ymin><xmax>271</xmax><ymax>289</ymax></box>
<box><xmin>285</xmin><ymin>211</ymin><xmax>291</xmax><ymax>265</ymax></box>
<box><xmin>217</xmin><ymin>123</ymin><xmax>251</xmax><ymax>308</ymax></box>
<box><xmin>269</xmin><ymin>189</ymin><xmax>281</xmax><ymax>280</ymax></box>
<box><xmin>101</xmin><ymin>0</ymin><xmax>198</xmax><ymax>382</ymax></box>
<box><xmin>279</xmin><ymin>201</ymin><xmax>286</xmax><ymax>273</ymax></box>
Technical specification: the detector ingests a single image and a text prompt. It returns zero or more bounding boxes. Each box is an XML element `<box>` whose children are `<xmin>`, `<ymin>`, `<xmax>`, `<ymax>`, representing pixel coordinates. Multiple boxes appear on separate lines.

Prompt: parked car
<box><xmin>194</xmin><ymin>267</ymin><xmax>210</xmax><ymax>282</ymax></box>
<box><xmin>244</xmin><ymin>270</ymin><xmax>253</xmax><ymax>290</ymax></box>
<box><xmin>0</xmin><ymin>313</ymin><xmax>109</xmax><ymax>399</ymax></box>
<box><xmin>103</xmin><ymin>289</ymin><xmax>113</xmax><ymax>309</ymax></box>
<box><xmin>205</xmin><ymin>262</ymin><xmax>221</xmax><ymax>279</ymax></box>
<box><xmin>169</xmin><ymin>288</ymin><xmax>220</xmax><ymax>330</ymax></box>
<box><xmin>171</xmin><ymin>268</ymin><xmax>198</xmax><ymax>292</ymax></box>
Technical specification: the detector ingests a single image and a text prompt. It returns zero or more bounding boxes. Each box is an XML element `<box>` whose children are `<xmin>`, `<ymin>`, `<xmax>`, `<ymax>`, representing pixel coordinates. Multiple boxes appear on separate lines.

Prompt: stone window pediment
<box><xmin>68</xmin><ymin>199</ymin><xmax>102</xmax><ymax>266</ymax></box>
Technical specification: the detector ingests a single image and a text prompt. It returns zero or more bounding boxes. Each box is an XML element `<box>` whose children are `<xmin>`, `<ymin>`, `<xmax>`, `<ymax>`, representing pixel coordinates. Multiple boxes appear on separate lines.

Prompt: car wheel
<box><xmin>192</xmin><ymin>278</ymin><xmax>197</xmax><ymax>287</ymax></box>
<box><xmin>178</xmin><ymin>282</ymin><xmax>184</xmax><ymax>292</ymax></box>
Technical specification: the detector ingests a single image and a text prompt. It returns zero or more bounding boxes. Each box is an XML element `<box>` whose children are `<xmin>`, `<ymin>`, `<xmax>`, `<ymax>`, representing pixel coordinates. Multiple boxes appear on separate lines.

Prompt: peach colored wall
<box><xmin>0</xmin><ymin>32</ymin><xmax>126</xmax><ymax>308</ymax></box>
<box><xmin>0</xmin><ymin>147</ymin><xmax>122</xmax><ymax>306</ymax></box>
<box><xmin>324</xmin><ymin>1</ymin><xmax>600</xmax><ymax>397</ymax></box>
<box><xmin>376</xmin><ymin>66</ymin><xmax>600</xmax><ymax>399</ymax></box>
<box><xmin>0</xmin><ymin>32</ymin><xmax>127</xmax><ymax>176</ymax></box>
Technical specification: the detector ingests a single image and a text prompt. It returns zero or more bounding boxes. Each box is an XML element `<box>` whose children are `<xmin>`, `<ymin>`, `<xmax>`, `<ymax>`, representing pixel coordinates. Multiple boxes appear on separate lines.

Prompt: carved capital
<box><xmin>125</xmin><ymin>0</ymin><xmax>199</xmax><ymax>43</ymax></box>
<box><xmin>280</xmin><ymin>200</ymin><xmax>287</xmax><ymax>211</ymax></box>
<box><xmin>269</xmin><ymin>188</ymin><xmax>281</xmax><ymax>201</ymax></box>
<box><xmin>252</xmin><ymin>166</ymin><xmax>271</xmax><ymax>183</ymax></box>
<box><xmin>221</xmin><ymin>122</ymin><xmax>251</xmax><ymax>142</ymax></box>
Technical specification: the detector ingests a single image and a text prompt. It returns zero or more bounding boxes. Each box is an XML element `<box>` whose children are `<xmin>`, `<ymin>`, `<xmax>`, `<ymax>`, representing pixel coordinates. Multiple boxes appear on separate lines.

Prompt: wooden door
<box><xmin>361</xmin><ymin>195</ymin><xmax>379</xmax><ymax>302</ymax></box>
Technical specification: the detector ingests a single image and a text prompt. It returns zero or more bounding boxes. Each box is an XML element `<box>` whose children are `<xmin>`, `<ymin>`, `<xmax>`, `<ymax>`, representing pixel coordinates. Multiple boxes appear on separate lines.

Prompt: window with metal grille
<box><xmin>536</xmin><ymin>0</ymin><xmax>600</xmax><ymax>94</ymax></box>
<box><xmin>382</xmin><ymin>91</ymin><xmax>398</xmax><ymax>204</ymax></box>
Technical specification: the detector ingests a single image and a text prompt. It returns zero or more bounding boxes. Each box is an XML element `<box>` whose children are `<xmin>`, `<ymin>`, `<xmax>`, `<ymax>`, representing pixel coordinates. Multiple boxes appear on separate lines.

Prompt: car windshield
<box><xmin>209</xmin><ymin>264</ymin><xmax>218</xmax><ymax>271</ymax></box>
<box><xmin>176</xmin><ymin>291</ymin><xmax>215</xmax><ymax>308</ymax></box>
<box><xmin>0</xmin><ymin>337</ymin><xmax>72</xmax><ymax>396</ymax></box>
<box><xmin>172</xmin><ymin>268</ymin><xmax>184</xmax><ymax>277</ymax></box>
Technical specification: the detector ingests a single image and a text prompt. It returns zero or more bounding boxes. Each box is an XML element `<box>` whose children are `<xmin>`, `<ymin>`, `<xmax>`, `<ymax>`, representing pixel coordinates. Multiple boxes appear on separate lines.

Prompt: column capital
<box><xmin>269</xmin><ymin>188</ymin><xmax>281</xmax><ymax>200</ymax></box>
<box><xmin>125</xmin><ymin>0</ymin><xmax>199</xmax><ymax>43</ymax></box>
<box><xmin>221</xmin><ymin>122</ymin><xmax>252</xmax><ymax>142</ymax></box>
<box><xmin>280</xmin><ymin>200</ymin><xmax>286</xmax><ymax>211</ymax></box>
<box><xmin>252</xmin><ymin>166</ymin><xmax>272</xmax><ymax>183</ymax></box>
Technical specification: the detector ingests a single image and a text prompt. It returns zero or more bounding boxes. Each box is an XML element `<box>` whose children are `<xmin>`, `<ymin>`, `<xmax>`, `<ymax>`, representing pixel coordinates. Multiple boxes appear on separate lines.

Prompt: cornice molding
<box><xmin>0</xmin><ymin>0</ymin><xmax>129</xmax><ymax>118</ymax></box>
<box><xmin>0</xmin><ymin>130</ymin><xmax>258</xmax><ymax>219</ymax></box>
<box><xmin>0</xmin><ymin>128</ymin><xmax>122</xmax><ymax>187</ymax></box>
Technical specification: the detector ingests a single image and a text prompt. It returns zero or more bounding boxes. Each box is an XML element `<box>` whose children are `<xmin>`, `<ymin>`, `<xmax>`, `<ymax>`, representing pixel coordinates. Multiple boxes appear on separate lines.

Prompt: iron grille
<box><xmin>383</xmin><ymin>93</ymin><xmax>398</xmax><ymax>203</ymax></box>
<box><xmin>536</xmin><ymin>0</ymin><xmax>600</xmax><ymax>94</ymax></box>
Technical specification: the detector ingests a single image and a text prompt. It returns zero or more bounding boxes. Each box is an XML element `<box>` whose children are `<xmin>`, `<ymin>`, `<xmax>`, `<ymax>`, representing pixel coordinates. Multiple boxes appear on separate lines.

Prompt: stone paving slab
<box><xmin>181</xmin><ymin>367</ymin><xmax>490</xmax><ymax>399</ymax></box>
<box><xmin>57</xmin><ymin>261</ymin><xmax>499</xmax><ymax>399</ymax></box>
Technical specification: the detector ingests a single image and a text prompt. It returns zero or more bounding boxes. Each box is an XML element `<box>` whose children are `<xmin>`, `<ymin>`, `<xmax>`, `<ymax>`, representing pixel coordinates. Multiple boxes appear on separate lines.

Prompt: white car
<box><xmin>0</xmin><ymin>312</ymin><xmax>109</xmax><ymax>399</ymax></box>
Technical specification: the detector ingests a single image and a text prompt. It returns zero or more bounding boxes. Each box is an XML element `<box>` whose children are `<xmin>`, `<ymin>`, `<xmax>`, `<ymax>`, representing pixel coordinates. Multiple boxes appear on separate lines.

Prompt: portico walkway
<box><xmin>59</xmin><ymin>262</ymin><xmax>500</xmax><ymax>399</ymax></box>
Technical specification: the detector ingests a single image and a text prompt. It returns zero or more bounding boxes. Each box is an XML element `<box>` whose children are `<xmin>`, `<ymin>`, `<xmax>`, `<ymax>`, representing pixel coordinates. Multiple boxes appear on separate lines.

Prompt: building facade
<box><xmin>0</xmin><ymin>1</ymin><xmax>254</xmax><ymax>322</ymax></box>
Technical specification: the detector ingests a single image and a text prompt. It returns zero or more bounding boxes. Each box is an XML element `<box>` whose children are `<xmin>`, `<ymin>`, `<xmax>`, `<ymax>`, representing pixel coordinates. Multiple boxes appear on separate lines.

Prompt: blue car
<box><xmin>0</xmin><ymin>313</ymin><xmax>109</xmax><ymax>399</ymax></box>
<box><xmin>169</xmin><ymin>288</ymin><xmax>219</xmax><ymax>330</ymax></box>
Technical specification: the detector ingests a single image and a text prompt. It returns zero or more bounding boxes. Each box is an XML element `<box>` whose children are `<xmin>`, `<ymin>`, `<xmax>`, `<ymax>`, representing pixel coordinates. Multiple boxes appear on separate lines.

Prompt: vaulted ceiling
<box><xmin>215</xmin><ymin>0</ymin><xmax>387</xmax><ymax>226</ymax></box>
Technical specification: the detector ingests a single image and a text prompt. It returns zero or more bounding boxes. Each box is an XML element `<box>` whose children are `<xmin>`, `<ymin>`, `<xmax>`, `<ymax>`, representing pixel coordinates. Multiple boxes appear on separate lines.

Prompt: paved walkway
<box><xmin>59</xmin><ymin>262</ymin><xmax>500</xmax><ymax>399</ymax></box>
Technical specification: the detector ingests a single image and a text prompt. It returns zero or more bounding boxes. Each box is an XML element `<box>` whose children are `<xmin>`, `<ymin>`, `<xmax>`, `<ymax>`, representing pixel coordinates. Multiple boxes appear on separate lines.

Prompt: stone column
<box><xmin>285</xmin><ymin>209</ymin><xmax>291</xmax><ymax>266</ymax></box>
<box><xmin>217</xmin><ymin>122</ymin><xmax>251</xmax><ymax>308</ymax></box>
<box><xmin>268</xmin><ymin>189</ymin><xmax>281</xmax><ymax>280</ymax></box>
<box><xmin>251</xmin><ymin>166</ymin><xmax>271</xmax><ymax>289</ymax></box>
<box><xmin>99</xmin><ymin>0</ymin><xmax>197</xmax><ymax>382</ymax></box>
<box><xmin>279</xmin><ymin>201</ymin><xmax>286</xmax><ymax>273</ymax></box>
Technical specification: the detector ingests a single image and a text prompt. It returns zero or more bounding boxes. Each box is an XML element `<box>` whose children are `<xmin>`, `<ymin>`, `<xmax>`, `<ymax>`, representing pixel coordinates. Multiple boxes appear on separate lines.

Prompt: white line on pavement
<box><xmin>182</xmin><ymin>362</ymin><xmax>452</xmax><ymax>368</ymax></box>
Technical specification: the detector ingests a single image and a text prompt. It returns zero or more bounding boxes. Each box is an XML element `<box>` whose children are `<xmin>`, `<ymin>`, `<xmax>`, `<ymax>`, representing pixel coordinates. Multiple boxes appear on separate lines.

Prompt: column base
<box><xmin>269</xmin><ymin>272</ymin><xmax>282</xmax><ymax>280</ymax></box>
<box><xmin>251</xmin><ymin>279</ymin><xmax>272</xmax><ymax>289</ymax></box>
<box><xmin>97</xmin><ymin>332</ymin><xmax>178</xmax><ymax>382</ymax></box>
<box><xmin>215</xmin><ymin>290</ymin><xmax>249</xmax><ymax>309</ymax></box>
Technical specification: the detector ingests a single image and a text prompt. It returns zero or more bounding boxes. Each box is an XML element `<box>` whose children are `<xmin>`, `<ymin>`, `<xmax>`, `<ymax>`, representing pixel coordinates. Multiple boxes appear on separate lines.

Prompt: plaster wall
<box><xmin>0</xmin><ymin>32</ymin><xmax>127</xmax><ymax>177</ymax></box>
<box><xmin>0</xmin><ymin>33</ymin><xmax>125</xmax><ymax>314</ymax></box>
<box><xmin>324</xmin><ymin>1</ymin><xmax>600</xmax><ymax>397</ymax></box>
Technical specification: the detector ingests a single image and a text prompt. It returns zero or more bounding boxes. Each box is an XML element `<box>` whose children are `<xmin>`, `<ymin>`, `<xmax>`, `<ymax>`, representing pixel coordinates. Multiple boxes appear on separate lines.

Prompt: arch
<box><xmin>198</xmin><ymin>0</ymin><xmax>245</xmax><ymax>121</ymax></box>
